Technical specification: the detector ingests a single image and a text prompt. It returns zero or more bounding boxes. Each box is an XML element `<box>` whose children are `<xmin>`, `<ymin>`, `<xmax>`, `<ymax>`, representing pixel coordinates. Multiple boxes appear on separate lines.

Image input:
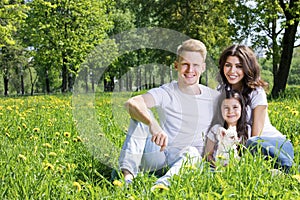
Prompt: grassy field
<box><xmin>0</xmin><ymin>87</ymin><xmax>299</xmax><ymax>199</ymax></box>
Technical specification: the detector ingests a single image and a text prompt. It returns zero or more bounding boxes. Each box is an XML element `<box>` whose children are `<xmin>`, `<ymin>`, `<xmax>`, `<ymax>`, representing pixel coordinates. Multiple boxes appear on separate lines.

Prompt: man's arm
<box><xmin>124</xmin><ymin>93</ymin><xmax>154</xmax><ymax>125</ymax></box>
<box><xmin>124</xmin><ymin>93</ymin><xmax>168</xmax><ymax>151</ymax></box>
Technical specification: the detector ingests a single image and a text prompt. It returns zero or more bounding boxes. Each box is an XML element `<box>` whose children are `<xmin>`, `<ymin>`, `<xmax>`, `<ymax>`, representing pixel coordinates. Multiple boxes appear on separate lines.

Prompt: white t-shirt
<box><xmin>246</xmin><ymin>87</ymin><xmax>284</xmax><ymax>138</ymax></box>
<box><xmin>148</xmin><ymin>81</ymin><xmax>219</xmax><ymax>155</ymax></box>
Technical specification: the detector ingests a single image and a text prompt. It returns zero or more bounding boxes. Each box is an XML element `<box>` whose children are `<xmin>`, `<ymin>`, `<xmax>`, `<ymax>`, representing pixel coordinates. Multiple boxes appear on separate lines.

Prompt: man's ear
<box><xmin>174</xmin><ymin>61</ymin><xmax>178</xmax><ymax>70</ymax></box>
<box><xmin>201</xmin><ymin>63</ymin><xmax>206</xmax><ymax>73</ymax></box>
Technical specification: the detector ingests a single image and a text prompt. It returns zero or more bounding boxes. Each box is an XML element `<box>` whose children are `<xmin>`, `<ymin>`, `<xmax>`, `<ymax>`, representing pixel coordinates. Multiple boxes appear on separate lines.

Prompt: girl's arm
<box><xmin>251</xmin><ymin>105</ymin><xmax>267</xmax><ymax>136</ymax></box>
<box><xmin>205</xmin><ymin>138</ymin><xmax>216</xmax><ymax>165</ymax></box>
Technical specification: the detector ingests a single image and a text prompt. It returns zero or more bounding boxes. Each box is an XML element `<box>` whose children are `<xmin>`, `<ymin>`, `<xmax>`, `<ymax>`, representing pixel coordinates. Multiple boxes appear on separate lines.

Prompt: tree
<box><xmin>230</xmin><ymin>0</ymin><xmax>300</xmax><ymax>97</ymax></box>
<box><xmin>23</xmin><ymin>0</ymin><xmax>113</xmax><ymax>93</ymax></box>
<box><xmin>288</xmin><ymin>47</ymin><xmax>300</xmax><ymax>85</ymax></box>
<box><xmin>0</xmin><ymin>0</ymin><xmax>27</xmax><ymax>47</ymax></box>
<box><xmin>112</xmin><ymin>0</ymin><xmax>232</xmax><ymax>89</ymax></box>
<box><xmin>0</xmin><ymin>0</ymin><xmax>28</xmax><ymax>95</ymax></box>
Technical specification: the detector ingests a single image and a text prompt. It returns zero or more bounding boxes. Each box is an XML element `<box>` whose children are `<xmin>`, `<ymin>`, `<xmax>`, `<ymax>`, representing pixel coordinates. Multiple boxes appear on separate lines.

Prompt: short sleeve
<box><xmin>250</xmin><ymin>87</ymin><xmax>268</xmax><ymax>109</ymax></box>
<box><xmin>207</xmin><ymin>124</ymin><xmax>222</xmax><ymax>142</ymax></box>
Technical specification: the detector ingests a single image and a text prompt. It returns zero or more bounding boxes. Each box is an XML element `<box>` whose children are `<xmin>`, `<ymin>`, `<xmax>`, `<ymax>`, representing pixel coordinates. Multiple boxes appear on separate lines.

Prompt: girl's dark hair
<box><xmin>223</xmin><ymin>87</ymin><xmax>248</xmax><ymax>144</ymax></box>
<box><xmin>207</xmin><ymin>87</ymin><xmax>248</xmax><ymax>146</ymax></box>
<box><xmin>218</xmin><ymin>45</ymin><xmax>268</xmax><ymax>105</ymax></box>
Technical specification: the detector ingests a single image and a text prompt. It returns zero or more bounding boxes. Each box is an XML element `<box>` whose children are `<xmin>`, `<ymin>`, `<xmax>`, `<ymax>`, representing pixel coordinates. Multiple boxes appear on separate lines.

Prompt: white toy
<box><xmin>215</xmin><ymin>126</ymin><xmax>239</xmax><ymax>166</ymax></box>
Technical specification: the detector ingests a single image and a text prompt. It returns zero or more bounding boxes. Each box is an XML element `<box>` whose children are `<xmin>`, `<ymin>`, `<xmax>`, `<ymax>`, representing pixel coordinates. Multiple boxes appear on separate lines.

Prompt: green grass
<box><xmin>0</xmin><ymin>87</ymin><xmax>300</xmax><ymax>199</ymax></box>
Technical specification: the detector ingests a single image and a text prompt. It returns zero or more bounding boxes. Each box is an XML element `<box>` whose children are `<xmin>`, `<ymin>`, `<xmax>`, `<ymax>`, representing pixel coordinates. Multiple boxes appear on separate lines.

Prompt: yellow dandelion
<box><xmin>76</xmin><ymin>136</ymin><xmax>83</xmax><ymax>142</ymax></box>
<box><xmin>113</xmin><ymin>180</ymin><xmax>123</xmax><ymax>187</ymax></box>
<box><xmin>64</xmin><ymin>132</ymin><xmax>71</xmax><ymax>138</ymax></box>
<box><xmin>22</xmin><ymin>123</ymin><xmax>27</xmax><ymax>129</ymax></box>
<box><xmin>217</xmin><ymin>155</ymin><xmax>226</xmax><ymax>160</ymax></box>
<box><xmin>17</xmin><ymin>126</ymin><xmax>22</xmax><ymax>131</ymax></box>
<box><xmin>6</xmin><ymin>106</ymin><xmax>13</xmax><ymax>111</ymax></box>
<box><xmin>33</xmin><ymin>127</ymin><xmax>40</xmax><ymax>132</ymax></box>
<box><xmin>49</xmin><ymin>152</ymin><xmax>57</xmax><ymax>157</ymax></box>
<box><xmin>44</xmin><ymin>163</ymin><xmax>54</xmax><ymax>170</ymax></box>
<box><xmin>56</xmin><ymin>166</ymin><xmax>63</xmax><ymax>174</ymax></box>
<box><xmin>5</xmin><ymin>132</ymin><xmax>10</xmax><ymax>138</ymax></box>
<box><xmin>151</xmin><ymin>184</ymin><xmax>169</xmax><ymax>191</ymax></box>
<box><xmin>42</xmin><ymin>143</ymin><xmax>52</xmax><ymax>148</ymax></box>
<box><xmin>292</xmin><ymin>110</ymin><xmax>299</xmax><ymax>116</ymax></box>
<box><xmin>18</xmin><ymin>154</ymin><xmax>27</xmax><ymax>161</ymax></box>
<box><xmin>292</xmin><ymin>174</ymin><xmax>300</xmax><ymax>183</ymax></box>
<box><xmin>128</xmin><ymin>196</ymin><xmax>135</xmax><ymax>200</ymax></box>
<box><xmin>73</xmin><ymin>181</ymin><xmax>82</xmax><ymax>192</ymax></box>
<box><xmin>55</xmin><ymin>132</ymin><xmax>60</xmax><ymax>136</ymax></box>
<box><xmin>34</xmin><ymin>146</ymin><xmax>38</xmax><ymax>154</ymax></box>
<box><xmin>63</xmin><ymin>141</ymin><xmax>69</xmax><ymax>145</ymax></box>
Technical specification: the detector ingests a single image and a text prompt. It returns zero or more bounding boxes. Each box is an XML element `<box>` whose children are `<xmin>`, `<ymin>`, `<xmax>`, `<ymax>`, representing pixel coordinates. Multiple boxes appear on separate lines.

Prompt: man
<box><xmin>118</xmin><ymin>39</ymin><xmax>219</xmax><ymax>188</ymax></box>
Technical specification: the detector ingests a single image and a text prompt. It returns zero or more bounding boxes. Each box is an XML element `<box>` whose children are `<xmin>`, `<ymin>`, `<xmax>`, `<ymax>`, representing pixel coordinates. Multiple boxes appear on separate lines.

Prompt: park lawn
<box><xmin>0</xmin><ymin>87</ymin><xmax>299</xmax><ymax>199</ymax></box>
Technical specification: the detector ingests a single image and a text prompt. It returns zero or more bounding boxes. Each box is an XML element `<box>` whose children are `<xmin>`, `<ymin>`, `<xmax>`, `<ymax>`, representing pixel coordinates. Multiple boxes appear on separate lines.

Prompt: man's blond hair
<box><xmin>176</xmin><ymin>39</ymin><xmax>207</xmax><ymax>61</ymax></box>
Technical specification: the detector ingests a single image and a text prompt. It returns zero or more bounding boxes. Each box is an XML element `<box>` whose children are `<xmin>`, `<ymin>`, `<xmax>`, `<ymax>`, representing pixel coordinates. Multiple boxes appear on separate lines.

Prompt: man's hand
<box><xmin>151</xmin><ymin>131</ymin><xmax>168</xmax><ymax>151</ymax></box>
<box><xmin>149</xmin><ymin>120</ymin><xmax>168</xmax><ymax>151</ymax></box>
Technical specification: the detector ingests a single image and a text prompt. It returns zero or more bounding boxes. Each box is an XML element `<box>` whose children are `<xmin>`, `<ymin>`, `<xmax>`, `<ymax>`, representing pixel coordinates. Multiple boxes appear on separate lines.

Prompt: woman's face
<box><xmin>223</xmin><ymin>56</ymin><xmax>245</xmax><ymax>90</ymax></box>
<box><xmin>221</xmin><ymin>97</ymin><xmax>241</xmax><ymax>127</ymax></box>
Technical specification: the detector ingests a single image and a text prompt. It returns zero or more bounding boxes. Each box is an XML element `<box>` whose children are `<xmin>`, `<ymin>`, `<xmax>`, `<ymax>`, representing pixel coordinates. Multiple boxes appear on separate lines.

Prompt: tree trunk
<box><xmin>4</xmin><ymin>75</ymin><xmax>9</xmax><ymax>96</ymax></box>
<box><xmin>20</xmin><ymin>73</ymin><xmax>24</xmax><ymax>95</ymax></box>
<box><xmin>272</xmin><ymin>1</ymin><xmax>299</xmax><ymax>97</ymax></box>
<box><xmin>271</xmin><ymin>18</ymin><xmax>280</xmax><ymax>92</ymax></box>
<box><xmin>28</xmin><ymin>67</ymin><xmax>35</xmax><ymax>96</ymax></box>
<box><xmin>61</xmin><ymin>61</ymin><xmax>68</xmax><ymax>93</ymax></box>
<box><xmin>68</xmin><ymin>73</ymin><xmax>73</xmax><ymax>92</ymax></box>
<box><xmin>45</xmin><ymin>70</ymin><xmax>50</xmax><ymax>93</ymax></box>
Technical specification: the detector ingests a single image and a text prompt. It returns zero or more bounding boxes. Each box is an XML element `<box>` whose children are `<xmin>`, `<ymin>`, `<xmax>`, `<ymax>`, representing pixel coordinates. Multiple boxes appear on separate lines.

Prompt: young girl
<box><xmin>205</xmin><ymin>89</ymin><xmax>248</xmax><ymax>166</ymax></box>
<box><xmin>217</xmin><ymin>44</ymin><xmax>294</xmax><ymax>172</ymax></box>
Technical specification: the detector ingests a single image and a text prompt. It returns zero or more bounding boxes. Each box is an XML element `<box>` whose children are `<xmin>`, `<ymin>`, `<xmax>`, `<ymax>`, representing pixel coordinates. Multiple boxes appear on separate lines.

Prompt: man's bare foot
<box><xmin>122</xmin><ymin>169</ymin><xmax>133</xmax><ymax>182</ymax></box>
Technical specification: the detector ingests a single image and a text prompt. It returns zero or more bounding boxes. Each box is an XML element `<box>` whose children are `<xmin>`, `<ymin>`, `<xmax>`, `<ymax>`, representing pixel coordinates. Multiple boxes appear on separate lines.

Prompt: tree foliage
<box><xmin>0</xmin><ymin>0</ymin><xmax>299</xmax><ymax>96</ymax></box>
<box><xmin>230</xmin><ymin>0</ymin><xmax>300</xmax><ymax>97</ymax></box>
<box><xmin>22</xmin><ymin>0</ymin><xmax>113</xmax><ymax>93</ymax></box>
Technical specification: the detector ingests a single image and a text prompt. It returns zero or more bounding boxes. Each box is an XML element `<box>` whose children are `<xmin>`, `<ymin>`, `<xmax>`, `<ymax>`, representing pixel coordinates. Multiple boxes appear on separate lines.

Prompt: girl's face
<box><xmin>223</xmin><ymin>56</ymin><xmax>244</xmax><ymax>90</ymax></box>
<box><xmin>221</xmin><ymin>97</ymin><xmax>241</xmax><ymax>127</ymax></box>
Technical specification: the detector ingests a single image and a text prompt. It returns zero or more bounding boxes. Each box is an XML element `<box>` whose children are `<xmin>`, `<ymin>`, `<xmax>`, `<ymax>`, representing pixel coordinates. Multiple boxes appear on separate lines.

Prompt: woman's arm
<box><xmin>251</xmin><ymin>105</ymin><xmax>267</xmax><ymax>136</ymax></box>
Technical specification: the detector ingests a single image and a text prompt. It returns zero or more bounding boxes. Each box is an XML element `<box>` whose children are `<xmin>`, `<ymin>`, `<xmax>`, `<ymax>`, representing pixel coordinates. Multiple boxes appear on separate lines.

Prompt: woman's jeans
<box><xmin>119</xmin><ymin>119</ymin><xmax>201</xmax><ymax>186</ymax></box>
<box><xmin>246</xmin><ymin>136</ymin><xmax>294</xmax><ymax>173</ymax></box>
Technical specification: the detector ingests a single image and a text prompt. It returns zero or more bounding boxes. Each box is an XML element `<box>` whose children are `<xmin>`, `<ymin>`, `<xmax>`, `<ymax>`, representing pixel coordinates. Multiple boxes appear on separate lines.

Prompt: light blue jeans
<box><xmin>246</xmin><ymin>136</ymin><xmax>294</xmax><ymax>172</ymax></box>
<box><xmin>119</xmin><ymin>119</ymin><xmax>201</xmax><ymax>186</ymax></box>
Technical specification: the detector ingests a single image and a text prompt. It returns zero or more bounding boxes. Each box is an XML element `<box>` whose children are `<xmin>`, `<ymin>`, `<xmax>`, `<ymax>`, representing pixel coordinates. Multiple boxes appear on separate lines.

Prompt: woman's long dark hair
<box><xmin>218</xmin><ymin>45</ymin><xmax>268</xmax><ymax>105</ymax></box>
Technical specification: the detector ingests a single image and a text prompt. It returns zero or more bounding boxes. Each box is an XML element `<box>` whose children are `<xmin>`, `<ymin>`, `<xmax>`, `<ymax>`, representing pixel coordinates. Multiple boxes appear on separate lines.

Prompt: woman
<box><xmin>217</xmin><ymin>44</ymin><xmax>294</xmax><ymax>172</ymax></box>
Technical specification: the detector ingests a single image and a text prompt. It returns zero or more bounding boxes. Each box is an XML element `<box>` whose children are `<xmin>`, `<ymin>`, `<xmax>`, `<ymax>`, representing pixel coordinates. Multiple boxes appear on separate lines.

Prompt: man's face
<box><xmin>175</xmin><ymin>51</ymin><xmax>205</xmax><ymax>86</ymax></box>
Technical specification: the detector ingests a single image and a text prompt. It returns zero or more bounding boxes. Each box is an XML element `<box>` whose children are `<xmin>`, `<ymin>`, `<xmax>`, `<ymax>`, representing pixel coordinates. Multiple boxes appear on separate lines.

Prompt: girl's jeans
<box><xmin>246</xmin><ymin>136</ymin><xmax>294</xmax><ymax>172</ymax></box>
<box><xmin>119</xmin><ymin>119</ymin><xmax>201</xmax><ymax>186</ymax></box>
